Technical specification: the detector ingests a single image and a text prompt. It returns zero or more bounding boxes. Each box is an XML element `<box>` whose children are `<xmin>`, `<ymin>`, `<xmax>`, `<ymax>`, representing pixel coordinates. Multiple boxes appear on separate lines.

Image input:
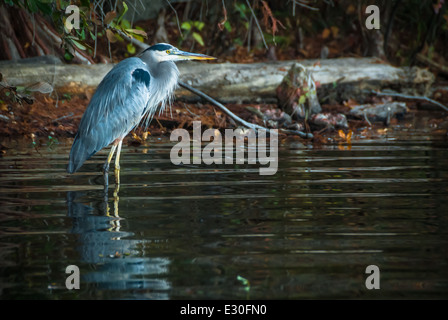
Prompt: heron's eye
<box><xmin>166</xmin><ymin>50</ymin><xmax>171</xmax><ymax>54</ymax></box>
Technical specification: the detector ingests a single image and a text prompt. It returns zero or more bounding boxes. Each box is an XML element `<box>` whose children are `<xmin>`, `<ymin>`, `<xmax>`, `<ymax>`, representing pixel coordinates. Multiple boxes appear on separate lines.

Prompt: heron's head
<box><xmin>140</xmin><ymin>43</ymin><xmax>215</xmax><ymax>63</ymax></box>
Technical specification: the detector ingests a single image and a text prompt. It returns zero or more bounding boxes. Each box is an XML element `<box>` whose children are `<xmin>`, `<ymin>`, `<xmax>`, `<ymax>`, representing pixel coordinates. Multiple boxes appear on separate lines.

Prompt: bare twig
<box><xmin>165</xmin><ymin>0</ymin><xmax>183</xmax><ymax>38</ymax></box>
<box><xmin>369</xmin><ymin>90</ymin><xmax>448</xmax><ymax>112</ymax></box>
<box><xmin>245</xmin><ymin>0</ymin><xmax>268</xmax><ymax>50</ymax></box>
<box><xmin>292</xmin><ymin>0</ymin><xmax>319</xmax><ymax>11</ymax></box>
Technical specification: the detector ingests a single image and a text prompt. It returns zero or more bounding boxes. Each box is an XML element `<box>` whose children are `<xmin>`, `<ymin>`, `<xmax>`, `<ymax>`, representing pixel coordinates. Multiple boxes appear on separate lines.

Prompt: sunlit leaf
<box><xmin>181</xmin><ymin>21</ymin><xmax>192</xmax><ymax>31</ymax></box>
<box><xmin>298</xmin><ymin>95</ymin><xmax>306</xmax><ymax>105</ymax></box>
<box><xmin>127</xmin><ymin>43</ymin><xmax>136</xmax><ymax>54</ymax></box>
<box><xmin>117</xmin><ymin>1</ymin><xmax>128</xmax><ymax>24</ymax></box>
<box><xmin>192</xmin><ymin>32</ymin><xmax>204</xmax><ymax>46</ymax></box>
<box><xmin>237</xmin><ymin>275</ymin><xmax>250</xmax><ymax>292</ymax></box>
<box><xmin>330</xmin><ymin>26</ymin><xmax>339</xmax><ymax>38</ymax></box>
<box><xmin>194</xmin><ymin>21</ymin><xmax>205</xmax><ymax>31</ymax></box>
<box><xmin>322</xmin><ymin>28</ymin><xmax>331</xmax><ymax>39</ymax></box>
<box><xmin>237</xmin><ymin>275</ymin><xmax>250</xmax><ymax>286</ymax></box>
<box><xmin>71</xmin><ymin>39</ymin><xmax>86</xmax><ymax>50</ymax></box>
<box><xmin>125</xmin><ymin>28</ymin><xmax>148</xmax><ymax>38</ymax></box>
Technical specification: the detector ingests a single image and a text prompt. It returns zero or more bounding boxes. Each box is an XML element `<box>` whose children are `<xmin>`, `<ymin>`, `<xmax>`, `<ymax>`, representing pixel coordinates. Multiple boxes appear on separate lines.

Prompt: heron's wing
<box><xmin>78</xmin><ymin>57</ymin><xmax>150</xmax><ymax>136</ymax></box>
<box><xmin>67</xmin><ymin>58</ymin><xmax>151</xmax><ymax>173</ymax></box>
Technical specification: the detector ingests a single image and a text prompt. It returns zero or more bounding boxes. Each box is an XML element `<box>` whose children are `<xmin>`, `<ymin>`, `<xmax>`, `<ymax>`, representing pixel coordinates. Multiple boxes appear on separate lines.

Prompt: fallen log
<box><xmin>0</xmin><ymin>57</ymin><xmax>434</xmax><ymax>104</ymax></box>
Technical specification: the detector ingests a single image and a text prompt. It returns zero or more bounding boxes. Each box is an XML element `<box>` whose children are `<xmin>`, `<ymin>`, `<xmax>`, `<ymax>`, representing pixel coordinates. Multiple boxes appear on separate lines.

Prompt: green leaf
<box><xmin>127</xmin><ymin>43</ymin><xmax>136</xmax><ymax>54</ymax></box>
<box><xmin>224</xmin><ymin>21</ymin><xmax>232</xmax><ymax>32</ymax></box>
<box><xmin>64</xmin><ymin>51</ymin><xmax>74</xmax><ymax>61</ymax></box>
<box><xmin>192</xmin><ymin>32</ymin><xmax>204</xmax><ymax>46</ymax></box>
<box><xmin>35</xmin><ymin>1</ymin><xmax>53</xmax><ymax>15</ymax></box>
<box><xmin>26</xmin><ymin>0</ymin><xmax>38</xmax><ymax>13</ymax></box>
<box><xmin>298</xmin><ymin>95</ymin><xmax>306</xmax><ymax>105</ymax></box>
<box><xmin>181</xmin><ymin>21</ymin><xmax>192</xmax><ymax>31</ymax></box>
<box><xmin>234</xmin><ymin>3</ymin><xmax>248</xmax><ymax>20</ymax></box>
<box><xmin>71</xmin><ymin>39</ymin><xmax>86</xmax><ymax>50</ymax></box>
<box><xmin>237</xmin><ymin>275</ymin><xmax>249</xmax><ymax>286</ymax></box>
<box><xmin>76</xmin><ymin>28</ymin><xmax>86</xmax><ymax>40</ymax></box>
<box><xmin>194</xmin><ymin>21</ymin><xmax>205</xmax><ymax>31</ymax></box>
<box><xmin>117</xmin><ymin>1</ymin><xmax>128</xmax><ymax>24</ymax></box>
<box><xmin>120</xmin><ymin>18</ymin><xmax>131</xmax><ymax>30</ymax></box>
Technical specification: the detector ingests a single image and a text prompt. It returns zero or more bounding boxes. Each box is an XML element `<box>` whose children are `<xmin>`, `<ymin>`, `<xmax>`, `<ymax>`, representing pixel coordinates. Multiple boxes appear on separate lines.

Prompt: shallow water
<box><xmin>0</xmin><ymin>124</ymin><xmax>447</xmax><ymax>299</ymax></box>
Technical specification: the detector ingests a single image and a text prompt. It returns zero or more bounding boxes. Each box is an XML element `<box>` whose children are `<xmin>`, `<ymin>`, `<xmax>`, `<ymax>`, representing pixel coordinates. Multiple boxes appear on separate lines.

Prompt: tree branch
<box><xmin>369</xmin><ymin>90</ymin><xmax>448</xmax><ymax>112</ymax></box>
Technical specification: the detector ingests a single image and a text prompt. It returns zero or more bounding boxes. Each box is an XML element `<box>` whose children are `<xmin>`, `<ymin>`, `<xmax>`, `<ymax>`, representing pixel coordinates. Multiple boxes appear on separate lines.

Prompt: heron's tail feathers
<box><xmin>67</xmin><ymin>136</ymin><xmax>95</xmax><ymax>174</ymax></box>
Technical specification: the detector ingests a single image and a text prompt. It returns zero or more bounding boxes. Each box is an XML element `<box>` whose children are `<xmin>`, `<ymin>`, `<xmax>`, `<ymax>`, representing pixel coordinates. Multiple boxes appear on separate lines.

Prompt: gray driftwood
<box><xmin>0</xmin><ymin>57</ymin><xmax>434</xmax><ymax>104</ymax></box>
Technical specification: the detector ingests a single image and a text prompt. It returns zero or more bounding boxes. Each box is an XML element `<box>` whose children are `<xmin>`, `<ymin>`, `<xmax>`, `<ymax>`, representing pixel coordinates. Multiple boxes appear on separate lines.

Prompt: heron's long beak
<box><xmin>176</xmin><ymin>50</ymin><xmax>216</xmax><ymax>60</ymax></box>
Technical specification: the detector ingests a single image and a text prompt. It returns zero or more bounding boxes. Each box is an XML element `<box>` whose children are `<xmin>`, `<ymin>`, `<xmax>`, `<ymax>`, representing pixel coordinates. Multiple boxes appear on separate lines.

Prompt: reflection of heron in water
<box><xmin>66</xmin><ymin>191</ymin><xmax>170</xmax><ymax>297</ymax></box>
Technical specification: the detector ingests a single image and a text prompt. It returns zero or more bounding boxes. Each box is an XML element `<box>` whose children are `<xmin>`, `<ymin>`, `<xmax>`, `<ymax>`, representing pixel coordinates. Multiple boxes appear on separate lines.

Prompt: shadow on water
<box><xmin>1</xmin><ymin>121</ymin><xmax>448</xmax><ymax>299</ymax></box>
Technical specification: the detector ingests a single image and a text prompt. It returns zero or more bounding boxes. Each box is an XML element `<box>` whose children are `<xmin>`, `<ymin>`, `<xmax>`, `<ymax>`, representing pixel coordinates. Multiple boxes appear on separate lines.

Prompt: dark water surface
<box><xmin>1</xmin><ymin>124</ymin><xmax>447</xmax><ymax>299</ymax></box>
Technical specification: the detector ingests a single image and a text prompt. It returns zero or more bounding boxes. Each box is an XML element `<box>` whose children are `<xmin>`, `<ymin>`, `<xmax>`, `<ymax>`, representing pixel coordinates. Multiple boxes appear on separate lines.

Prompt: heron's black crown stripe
<box><xmin>147</xmin><ymin>43</ymin><xmax>173</xmax><ymax>52</ymax></box>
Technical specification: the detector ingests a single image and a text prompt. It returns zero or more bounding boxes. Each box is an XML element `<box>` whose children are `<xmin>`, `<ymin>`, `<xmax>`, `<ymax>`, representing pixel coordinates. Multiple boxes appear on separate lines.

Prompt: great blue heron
<box><xmin>67</xmin><ymin>43</ymin><xmax>214</xmax><ymax>184</ymax></box>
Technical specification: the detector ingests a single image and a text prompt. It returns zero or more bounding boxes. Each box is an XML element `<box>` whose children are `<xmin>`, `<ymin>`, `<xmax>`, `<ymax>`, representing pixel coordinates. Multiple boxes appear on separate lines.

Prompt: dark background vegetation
<box><xmin>0</xmin><ymin>0</ymin><xmax>447</xmax><ymax>141</ymax></box>
<box><xmin>1</xmin><ymin>0</ymin><xmax>447</xmax><ymax>68</ymax></box>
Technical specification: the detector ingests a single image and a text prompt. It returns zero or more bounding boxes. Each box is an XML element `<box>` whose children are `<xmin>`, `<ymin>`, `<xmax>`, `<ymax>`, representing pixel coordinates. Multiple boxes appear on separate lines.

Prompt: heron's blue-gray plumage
<box><xmin>67</xmin><ymin>43</ymin><xmax>212</xmax><ymax>175</ymax></box>
<box><xmin>67</xmin><ymin>55</ymin><xmax>179</xmax><ymax>173</ymax></box>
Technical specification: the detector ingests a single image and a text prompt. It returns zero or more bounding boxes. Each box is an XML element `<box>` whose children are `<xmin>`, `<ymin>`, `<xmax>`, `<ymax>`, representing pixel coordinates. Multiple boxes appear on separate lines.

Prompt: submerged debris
<box><xmin>349</xmin><ymin>102</ymin><xmax>408</xmax><ymax>125</ymax></box>
<box><xmin>310</xmin><ymin>112</ymin><xmax>348</xmax><ymax>129</ymax></box>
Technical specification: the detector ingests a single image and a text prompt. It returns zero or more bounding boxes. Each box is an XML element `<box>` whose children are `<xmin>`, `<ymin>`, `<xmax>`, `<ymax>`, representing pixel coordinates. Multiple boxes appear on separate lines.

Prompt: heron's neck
<box><xmin>139</xmin><ymin>54</ymin><xmax>179</xmax><ymax>125</ymax></box>
<box><xmin>148</xmin><ymin>60</ymin><xmax>179</xmax><ymax>99</ymax></box>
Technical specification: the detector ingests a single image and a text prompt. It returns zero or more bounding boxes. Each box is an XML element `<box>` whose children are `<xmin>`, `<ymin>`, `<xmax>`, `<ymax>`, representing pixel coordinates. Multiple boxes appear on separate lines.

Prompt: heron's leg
<box><xmin>103</xmin><ymin>144</ymin><xmax>117</xmax><ymax>188</ymax></box>
<box><xmin>104</xmin><ymin>144</ymin><xmax>117</xmax><ymax>174</ymax></box>
<box><xmin>114</xmin><ymin>139</ymin><xmax>123</xmax><ymax>188</ymax></box>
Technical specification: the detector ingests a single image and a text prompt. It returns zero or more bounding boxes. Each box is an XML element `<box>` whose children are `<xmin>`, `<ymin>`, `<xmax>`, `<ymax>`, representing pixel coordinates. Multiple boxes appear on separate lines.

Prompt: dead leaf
<box><xmin>346</xmin><ymin>4</ymin><xmax>356</xmax><ymax>14</ymax></box>
<box><xmin>125</xmin><ymin>28</ymin><xmax>148</xmax><ymax>38</ymax></box>
<box><xmin>104</xmin><ymin>11</ymin><xmax>117</xmax><ymax>25</ymax></box>
<box><xmin>26</xmin><ymin>82</ymin><xmax>54</xmax><ymax>94</ymax></box>
<box><xmin>330</xmin><ymin>26</ymin><xmax>339</xmax><ymax>38</ymax></box>
<box><xmin>322</xmin><ymin>28</ymin><xmax>331</xmax><ymax>39</ymax></box>
<box><xmin>106</xmin><ymin>29</ymin><xmax>117</xmax><ymax>43</ymax></box>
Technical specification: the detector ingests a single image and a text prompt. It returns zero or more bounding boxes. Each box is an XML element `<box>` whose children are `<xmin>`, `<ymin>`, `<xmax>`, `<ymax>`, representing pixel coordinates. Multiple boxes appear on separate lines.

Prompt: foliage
<box><xmin>181</xmin><ymin>20</ymin><xmax>205</xmax><ymax>46</ymax></box>
<box><xmin>2</xmin><ymin>0</ymin><xmax>147</xmax><ymax>60</ymax></box>
<box><xmin>2</xmin><ymin>0</ymin><xmax>447</xmax><ymax>65</ymax></box>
